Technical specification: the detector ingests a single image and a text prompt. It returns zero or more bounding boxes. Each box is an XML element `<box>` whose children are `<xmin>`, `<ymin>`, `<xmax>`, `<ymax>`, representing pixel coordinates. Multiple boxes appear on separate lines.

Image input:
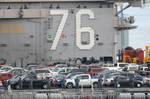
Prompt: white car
<box><xmin>103</xmin><ymin>63</ymin><xmax>129</xmax><ymax>71</ymax></box>
<box><xmin>143</xmin><ymin>76</ymin><xmax>150</xmax><ymax>86</ymax></box>
<box><xmin>53</xmin><ymin>67</ymin><xmax>79</xmax><ymax>75</ymax></box>
<box><xmin>98</xmin><ymin>70</ymin><xmax>122</xmax><ymax>86</ymax></box>
<box><xmin>65</xmin><ymin>74</ymin><xmax>98</xmax><ymax>88</ymax></box>
<box><xmin>35</xmin><ymin>69</ymin><xmax>57</xmax><ymax>79</ymax></box>
<box><xmin>121</xmin><ymin>64</ymin><xmax>139</xmax><ymax>73</ymax></box>
<box><xmin>103</xmin><ymin>74</ymin><xmax>120</xmax><ymax>86</ymax></box>
<box><xmin>0</xmin><ymin>67</ymin><xmax>27</xmax><ymax>75</ymax></box>
<box><xmin>0</xmin><ymin>66</ymin><xmax>13</xmax><ymax>73</ymax></box>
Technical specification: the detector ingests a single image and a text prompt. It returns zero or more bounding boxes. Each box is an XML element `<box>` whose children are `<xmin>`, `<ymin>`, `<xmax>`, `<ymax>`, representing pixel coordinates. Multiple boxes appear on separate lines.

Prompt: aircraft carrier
<box><xmin>1</xmin><ymin>1</ymin><xmax>150</xmax><ymax>99</ymax></box>
<box><xmin>0</xmin><ymin>0</ymin><xmax>144</xmax><ymax>66</ymax></box>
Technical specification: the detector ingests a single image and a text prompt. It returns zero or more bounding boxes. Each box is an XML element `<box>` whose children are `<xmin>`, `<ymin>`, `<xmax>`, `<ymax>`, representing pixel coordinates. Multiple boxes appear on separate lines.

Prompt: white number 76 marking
<box><xmin>50</xmin><ymin>9</ymin><xmax>95</xmax><ymax>50</ymax></box>
<box><xmin>50</xmin><ymin>10</ymin><xmax>68</xmax><ymax>50</ymax></box>
<box><xmin>76</xmin><ymin>9</ymin><xmax>95</xmax><ymax>49</ymax></box>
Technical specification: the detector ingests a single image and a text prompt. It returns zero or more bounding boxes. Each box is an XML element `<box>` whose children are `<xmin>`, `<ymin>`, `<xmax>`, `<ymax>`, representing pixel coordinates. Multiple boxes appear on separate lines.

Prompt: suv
<box><xmin>65</xmin><ymin>74</ymin><xmax>98</xmax><ymax>88</ymax></box>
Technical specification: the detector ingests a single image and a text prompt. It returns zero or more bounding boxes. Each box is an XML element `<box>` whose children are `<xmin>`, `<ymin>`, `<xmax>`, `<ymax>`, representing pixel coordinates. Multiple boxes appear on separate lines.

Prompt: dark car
<box><xmin>5</xmin><ymin>73</ymin><xmax>50</xmax><ymax>90</ymax></box>
<box><xmin>114</xmin><ymin>73</ymin><xmax>144</xmax><ymax>88</ymax></box>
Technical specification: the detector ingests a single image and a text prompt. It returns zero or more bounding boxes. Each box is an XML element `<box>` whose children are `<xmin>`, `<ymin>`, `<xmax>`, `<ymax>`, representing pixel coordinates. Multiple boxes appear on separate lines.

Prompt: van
<box><xmin>103</xmin><ymin>63</ymin><xmax>129</xmax><ymax>71</ymax></box>
<box><xmin>122</xmin><ymin>64</ymin><xmax>139</xmax><ymax>73</ymax></box>
<box><xmin>114</xmin><ymin>63</ymin><xmax>129</xmax><ymax>68</ymax></box>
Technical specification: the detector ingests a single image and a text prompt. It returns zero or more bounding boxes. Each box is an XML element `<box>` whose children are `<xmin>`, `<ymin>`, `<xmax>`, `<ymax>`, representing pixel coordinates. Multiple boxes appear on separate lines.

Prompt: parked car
<box><xmin>139</xmin><ymin>66</ymin><xmax>148</xmax><ymax>71</ymax></box>
<box><xmin>80</xmin><ymin>65</ymin><xmax>108</xmax><ymax>76</ymax></box>
<box><xmin>65</xmin><ymin>74</ymin><xmax>98</xmax><ymax>88</ymax></box>
<box><xmin>5</xmin><ymin>73</ymin><xmax>50</xmax><ymax>90</ymax></box>
<box><xmin>0</xmin><ymin>66</ymin><xmax>13</xmax><ymax>73</ymax></box>
<box><xmin>53</xmin><ymin>67</ymin><xmax>79</xmax><ymax>75</ymax></box>
<box><xmin>0</xmin><ymin>66</ymin><xmax>27</xmax><ymax>76</ymax></box>
<box><xmin>0</xmin><ymin>64</ymin><xmax>8</xmax><ymax>67</ymax></box>
<box><xmin>66</xmin><ymin>72</ymin><xmax>84</xmax><ymax>79</ymax></box>
<box><xmin>121</xmin><ymin>64</ymin><xmax>139</xmax><ymax>73</ymax></box>
<box><xmin>98</xmin><ymin>70</ymin><xmax>122</xmax><ymax>86</ymax></box>
<box><xmin>103</xmin><ymin>63</ymin><xmax>129</xmax><ymax>71</ymax></box>
<box><xmin>137</xmin><ymin>66</ymin><xmax>150</xmax><ymax>77</ymax></box>
<box><xmin>142</xmin><ymin>76</ymin><xmax>150</xmax><ymax>86</ymax></box>
<box><xmin>35</xmin><ymin>69</ymin><xmax>57</xmax><ymax>79</ymax></box>
<box><xmin>88</xmin><ymin>67</ymin><xmax>108</xmax><ymax>76</ymax></box>
<box><xmin>0</xmin><ymin>80</ymin><xmax>4</xmax><ymax>93</ymax></box>
<box><xmin>9</xmin><ymin>68</ymin><xmax>27</xmax><ymax>75</ymax></box>
<box><xmin>55</xmin><ymin>64</ymin><xmax>68</xmax><ymax>68</ymax></box>
<box><xmin>103</xmin><ymin>72</ymin><xmax>122</xmax><ymax>86</ymax></box>
<box><xmin>113</xmin><ymin>72</ymin><xmax>144</xmax><ymax>88</ymax></box>
<box><xmin>0</xmin><ymin>73</ymin><xmax>14</xmax><ymax>82</ymax></box>
<box><xmin>50</xmin><ymin>74</ymin><xmax>66</xmax><ymax>87</ymax></box>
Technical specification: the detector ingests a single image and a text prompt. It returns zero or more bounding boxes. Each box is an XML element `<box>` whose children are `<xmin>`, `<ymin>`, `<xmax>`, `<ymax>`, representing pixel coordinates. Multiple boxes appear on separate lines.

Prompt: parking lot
<box><xmin>1</xmin><ymin>63</ymin><xmax>150</xmax><ymax>99</ymax></box>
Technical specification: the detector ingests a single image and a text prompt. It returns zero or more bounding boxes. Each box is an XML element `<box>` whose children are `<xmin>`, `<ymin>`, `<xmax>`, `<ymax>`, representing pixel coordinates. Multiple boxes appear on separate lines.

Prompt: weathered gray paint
<box><xmin>0</xmin><ymin>2</ymin><xmax>131</xmax><ymax>65</ymax></box>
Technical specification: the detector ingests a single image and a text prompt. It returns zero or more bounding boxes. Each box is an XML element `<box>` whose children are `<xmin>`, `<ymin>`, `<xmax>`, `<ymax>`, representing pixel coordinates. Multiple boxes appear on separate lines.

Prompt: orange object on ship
<box><xmin>122</xmin><ymin>47</ymin><xmax>144</xmax><ymax>64</ymax></box>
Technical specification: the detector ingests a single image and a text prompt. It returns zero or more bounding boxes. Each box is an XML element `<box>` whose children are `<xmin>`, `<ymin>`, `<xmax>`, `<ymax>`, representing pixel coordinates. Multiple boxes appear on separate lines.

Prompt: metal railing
<box><xmin>1</xmin><ymin>88</ymin><xmax>150</xmax><ymax>99</ymax></box>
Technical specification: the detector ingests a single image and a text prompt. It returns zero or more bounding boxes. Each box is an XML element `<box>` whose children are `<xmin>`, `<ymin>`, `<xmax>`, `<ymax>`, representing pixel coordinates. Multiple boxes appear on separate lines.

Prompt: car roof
<box><xmin>74</xmin><ymin>73</ymin><xmax>89</xmax><ymax>76</ymax></box>
<box><xmin>12</xmin><ymin>67</ymin><xmax>24</xmax><ymax>69</ymax></box>
<box><xmin>0</xmin><ymin>66</ymin><xmax>13</xmax><ymax>68</ymax></box>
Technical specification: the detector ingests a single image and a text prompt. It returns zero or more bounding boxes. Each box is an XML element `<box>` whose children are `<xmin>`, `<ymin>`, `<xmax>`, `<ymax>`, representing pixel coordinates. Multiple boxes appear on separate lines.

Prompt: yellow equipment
<box><xmin>144</xmin><ymin>46</ymin><xmax>150</xmax><ymax>64</ymax></box>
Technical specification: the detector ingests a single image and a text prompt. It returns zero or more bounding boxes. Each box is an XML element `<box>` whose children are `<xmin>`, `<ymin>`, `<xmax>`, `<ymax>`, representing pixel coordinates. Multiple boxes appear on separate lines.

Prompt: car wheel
<box><xmin>66</xmin><ymin>83</ymin><xmax>73</xmax><ymax>89</ymax></box>
<box><xmin>136</xmin><ymin>83</ymin><xmax>141</xmax><ymax>88</ymax></box>
<box><xmin>43</xmin><ymin>84</ymin><xmax>49</xmax><ymax>89</ymax></box>
<box><xmin>93</xmin><ymin>82</ymin><xmax>98</xmax><ymax>88</ymax></box>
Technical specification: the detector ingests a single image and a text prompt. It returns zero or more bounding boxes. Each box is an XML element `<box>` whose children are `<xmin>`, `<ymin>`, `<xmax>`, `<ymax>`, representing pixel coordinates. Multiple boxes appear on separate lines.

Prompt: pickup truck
<box><xmin>65</xmin><ymin>74</ymin><xmax>98</xmax><ymax>88</ymax></box>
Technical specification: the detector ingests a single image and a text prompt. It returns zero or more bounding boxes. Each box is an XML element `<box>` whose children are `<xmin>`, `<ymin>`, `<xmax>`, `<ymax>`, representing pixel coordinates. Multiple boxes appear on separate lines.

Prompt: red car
<box><xmin>0</xmin><ymin>64</ymin><xmax>7</xmax><ymax>68</ymax></box>
<box><xmin>88</xmin><ymin>67</ymin><xmax>108</xmax><ymax>76</ymax></box>
<box><xmin>0</xmin><ymin>73</ymin><xmax>14</xmax><ymax>82</ymax></box>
